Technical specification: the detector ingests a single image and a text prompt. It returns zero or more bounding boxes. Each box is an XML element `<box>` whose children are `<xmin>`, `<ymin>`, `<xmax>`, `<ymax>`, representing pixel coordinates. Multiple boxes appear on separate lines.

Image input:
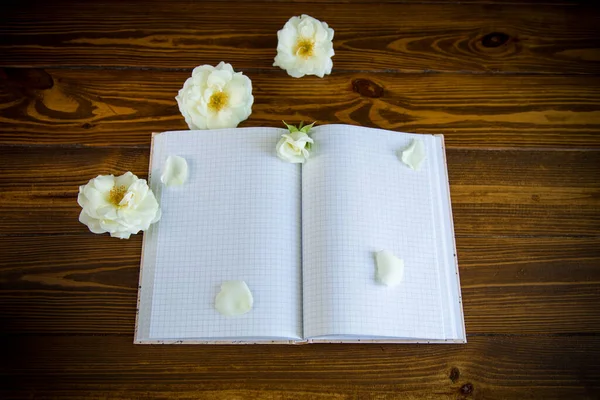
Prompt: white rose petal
<box><xmin>77</xmin><ymin>172</ymin><xmax>161</xmax><ymax>239</ymax></box>
<box><xmin>175</xmin><ymin>62</ymin><xmax>254</xmax><ymax>130</ymax></box>
<box><xmin>215</xmin><ymin>280</ymin><xmax>254</xmax><ymax>317</ymax></box>
<box><xmin>273</xmin><ymin>14</ymin><xmax>335</xmax><ymax>78</ymax></box>
<box><xmin>161</xmin><ymin>155</ymin><xmax>188</xmax><ymax>187</ymax></box>
<box><xmin>400</xmin><ymin>139</ymin><xmax>426</xmax><ymax>170</ymax></box>
<box><xmin>375</xmin><ymin>250</ymin><xmax>405</xmax><ymax>287</ymax></box>
<box><xmin>276</xmin><ymin>131</ymin><xmax>314</xmax><ymax>163</ymax></box>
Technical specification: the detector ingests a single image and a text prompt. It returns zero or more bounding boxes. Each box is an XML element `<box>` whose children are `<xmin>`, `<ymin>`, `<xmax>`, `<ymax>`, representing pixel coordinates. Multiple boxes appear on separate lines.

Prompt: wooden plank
<box><xmin>2</xmin><ymin>335</ymin><xmax>599</xmax><ymax>399</ymax></box>
<box><xmin>0</xmin><ymin>234</ymin><xmax>599</xmax><ymax>335</ymax></box>
<box><xmin>5</xmin><ymin>0</ymin><xmax>583</xmax><ymax>5</ymax></box>
<box><xmin>2</xmin><ymin>69</ymin><xmax>600</xmax><ymax>148</ymax></box>
<box><xmin>1</xmin><ymin>2</ymin><xmax>598</xmax><ymax>73</ymax></box>
<box><xmin>1</xmin><ymin>146</ymin><xmax>598</xmax><ymax>236</ymax></box>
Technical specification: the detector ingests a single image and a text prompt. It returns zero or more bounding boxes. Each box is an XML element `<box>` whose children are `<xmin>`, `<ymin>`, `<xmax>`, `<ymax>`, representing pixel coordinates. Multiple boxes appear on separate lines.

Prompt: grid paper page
<box><xmin>138</xmin><ymin>128</ymin><xmax>302</xmax><ymax>341</ymax></box>
<box><xmin>302</xmin><ymin>125</ymin><xmax>446</xmax><ymax>340</ymax></box>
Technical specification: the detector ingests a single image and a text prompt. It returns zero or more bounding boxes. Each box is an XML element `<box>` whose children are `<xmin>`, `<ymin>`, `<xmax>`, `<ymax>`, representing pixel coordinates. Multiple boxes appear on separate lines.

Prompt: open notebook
<box><xmin>135</xmin><ymin>124</ymin><xmax>465</xmax><ymax>344</ymax></box>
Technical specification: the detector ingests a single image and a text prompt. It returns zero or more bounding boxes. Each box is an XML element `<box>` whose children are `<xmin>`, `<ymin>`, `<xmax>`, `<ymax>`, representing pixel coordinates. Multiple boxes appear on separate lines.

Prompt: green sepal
<box><xmin>300</xmin><ymin>121</ymin><xmax>315</xmax><ymax>134</ymax></box>
<box><xmin>282</xmin><ymin>120</ymin><xmax>316</xmax><ymax>134</ymax></box>
<box><xmin>282</xmin><ymin>120</ymin><xmax>299</xmax><ymax>133</ymax></box>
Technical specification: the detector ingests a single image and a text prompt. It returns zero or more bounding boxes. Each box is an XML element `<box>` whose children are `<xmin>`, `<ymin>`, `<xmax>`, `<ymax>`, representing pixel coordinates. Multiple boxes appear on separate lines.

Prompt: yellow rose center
<box><xmin>295</xmin><ymin>38</ymin><xmax>315</xmax><ymax>58</ymax></box>
<box><xmin>208</xmin><ymin>91</ymin><xmax>229</xmax><ymax>112</ymax></box>
<box><xmin>109</xmin><ymin>185</ymin><xmax>128</xmax><ymax>206</ymax></box>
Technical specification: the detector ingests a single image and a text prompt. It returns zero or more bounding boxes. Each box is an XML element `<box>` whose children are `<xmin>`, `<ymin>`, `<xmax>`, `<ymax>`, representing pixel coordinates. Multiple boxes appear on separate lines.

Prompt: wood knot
<box><xmin>352</xmin><ymin>79</ymin><xmax>383</xmax><ymax>98</ymax></box>
<box><xmin>481</xmin><ymin>32</ymin><xmax>510</xmax><ymax>48</ymax></box>
<box><xmin>0</xmin><ymin>68</ymin><xmax>54</xmax><ymax>90</ymax></box>
<box><xmin>449</xmin><ymin>367</ymin><xmax>460</xmax><ymax>383</ymax></box>
<box><xmin>460</xmin><ymin>383</ymin><xmax>474</xmax><ymax>395</ymax></box>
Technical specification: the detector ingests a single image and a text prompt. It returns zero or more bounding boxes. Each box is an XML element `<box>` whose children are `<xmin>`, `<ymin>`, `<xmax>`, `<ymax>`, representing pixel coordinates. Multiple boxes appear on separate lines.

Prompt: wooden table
<box><xmin>1</xmin><ymin>1</ymin><xmax>599</xmax><ymax>398</ymax></box>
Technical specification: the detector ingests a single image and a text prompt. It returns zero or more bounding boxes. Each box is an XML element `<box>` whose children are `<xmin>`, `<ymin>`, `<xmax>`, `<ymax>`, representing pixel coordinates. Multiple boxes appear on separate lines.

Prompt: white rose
<box><xmin>175</xmin><ymin>62</ymin><xmax>254</xmax><ymax>130</ymax></box>
<box><xmin>273</xmin><ymin>14</ymin><xmax>334</xmax><ymax>78</ymax></box>
<box><xmin>276</xmin><ymin>131</ymin><xmax>314</xmax><ymax>163</ymax></box>
<box><xmin>77</xmin><ymin>172</ymin><xmax>161</xmax><ymax>239</ymax></box>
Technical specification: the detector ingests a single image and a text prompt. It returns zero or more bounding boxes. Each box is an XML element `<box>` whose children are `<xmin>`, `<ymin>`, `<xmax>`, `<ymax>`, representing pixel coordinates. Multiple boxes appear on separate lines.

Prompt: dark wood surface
<box><xmin>1</xmin><ymin>1</ymin><xmax>599</xmax><ymax>399</ymax></box>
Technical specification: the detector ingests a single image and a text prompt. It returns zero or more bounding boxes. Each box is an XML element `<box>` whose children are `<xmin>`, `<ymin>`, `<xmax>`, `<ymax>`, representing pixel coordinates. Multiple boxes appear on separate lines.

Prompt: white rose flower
<box><xmin>175</xmin><ymin>62</ymin><xmax>254</xmax><ymax>130</ymax></box>
<box><xmin>276</xmin><ymin>121</ymin><xmax>315</xmax><ymax>163</ymax></box>
<box><xmin>273</xmin><ymin>14</ymin><xmax>334</xmax><ymax>78</ymax></box>
<box><xmin>77</xmin><ymin>172</ymin><xmax>161</xmax><ymax>239</ymax></box>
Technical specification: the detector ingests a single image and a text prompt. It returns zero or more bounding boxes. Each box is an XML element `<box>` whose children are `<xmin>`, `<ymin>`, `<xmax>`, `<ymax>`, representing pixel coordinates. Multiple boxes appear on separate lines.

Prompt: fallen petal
<box><xmin>215</xmin><ymin>280</ymin><xmax>254</xmax><ymax>316</ymax></box>
<box><xmin>375</xmin><ymin>250</ymin><xmax>405</xmax><ymax>287</ymax></box>
<box><xmin>161</xmin><ymin>155</ymin><xmax>188</xmax><ymax>187</ymax></box>
<box><xmin>400</xmin><ymin>139</ymin><xmax>426</xmax><ymax>170</ymax></box>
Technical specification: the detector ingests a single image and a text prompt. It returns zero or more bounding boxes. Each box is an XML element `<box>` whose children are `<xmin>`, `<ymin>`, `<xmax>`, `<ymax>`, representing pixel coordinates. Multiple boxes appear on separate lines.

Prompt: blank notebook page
<box><xmin>302</xmin><ymin>125</ymin><xmax>451</xmax><ymax>340</ymax></box>
<box><xmin>137</xmin><ymin>128</ymin><xmax>302</xmax><ymax>341</ymax></box>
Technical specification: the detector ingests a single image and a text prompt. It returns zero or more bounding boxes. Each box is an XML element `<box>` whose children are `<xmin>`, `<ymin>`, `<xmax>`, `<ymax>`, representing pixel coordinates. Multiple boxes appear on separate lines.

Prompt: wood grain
<box><xmin>2</xmin><ymin>335</ymin><xmax>599</xmax><ymax>399</ymax></box>
<box><xmin>2</xmin><ymin>2</ymin><xmax>599</xmax><ymax>73</ymax></box>
<box><xmin>1</xmin><ymin>230</ymin><xmax>599</xmax><ymax>335</ymax></box>
<box><xmin>1</xmin><ymin>145</ymin><xmax>598</xmax><ymax>236</ymax></box>
<box><xmin>1</xmin><ymin>1</ymin><xmax>599</xmax><ymax>398</ymax></box>
<box><xmin>2</xmin><ymin>69</ymin><xmax>600</xmax><ymax>148</ymax></box>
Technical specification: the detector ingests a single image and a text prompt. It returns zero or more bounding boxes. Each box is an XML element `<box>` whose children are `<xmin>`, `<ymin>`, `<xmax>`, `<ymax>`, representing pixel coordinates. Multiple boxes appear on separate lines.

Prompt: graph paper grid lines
<box><xmin>138</xmin><ymin>128</ymin><xmax>302</xmax><ymax>341</ymax></box>
<box><xmin>302</xmin><ymin>125</ymin><xmax>450</xmax><ymax>340</ymax></box>
<box><xmin>136</xmin><ymin>125</ymin><xmax>463</xmax><ymax>343</ymax></box>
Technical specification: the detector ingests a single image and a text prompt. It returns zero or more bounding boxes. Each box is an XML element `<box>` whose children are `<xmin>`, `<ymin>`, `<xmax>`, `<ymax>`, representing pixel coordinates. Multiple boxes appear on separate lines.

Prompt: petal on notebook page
<box><xmin>400</xmin><ymin>139</ymin><xmax>426</xmax><ymax>170</ymax></box>
<box><xmin>375</xmin><ymin>250</ymin><xmax>405</xmax><ymax>287</ymax></box>
<box><xmin>161</xmin><ymin>155</ymin><xmax>189</xmax><ymax>186</ymax></box>
<box><xmin>215</xmin><ymin>280</ymin><xmax>254</xmax><ymax>316</ymax></box>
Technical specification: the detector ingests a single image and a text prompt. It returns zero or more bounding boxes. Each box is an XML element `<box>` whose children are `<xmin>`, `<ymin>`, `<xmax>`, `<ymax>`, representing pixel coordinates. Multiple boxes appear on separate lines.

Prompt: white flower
<box><xmin>276</xmin><ymin>122</ymin><xmax>315</xmax><ymax>163</ymax></box>
<box><xmin>273</xmin><ymin>14</ymin><xmax>334</xmax><ymax>78</ymax></box>
<box><xmin>77</xmin><ymin>172</ymin><xmax>161</xmax><ymax>239</ymax></box>
<box><xmin>175</xmin><ymin>62</ymin><xmax>254</xmax><ymax>130</ymax></box>
<box><xmin>161</xmin><ymin>155</ymin><xmax>188</xmax><ymax>187</ymax></box>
